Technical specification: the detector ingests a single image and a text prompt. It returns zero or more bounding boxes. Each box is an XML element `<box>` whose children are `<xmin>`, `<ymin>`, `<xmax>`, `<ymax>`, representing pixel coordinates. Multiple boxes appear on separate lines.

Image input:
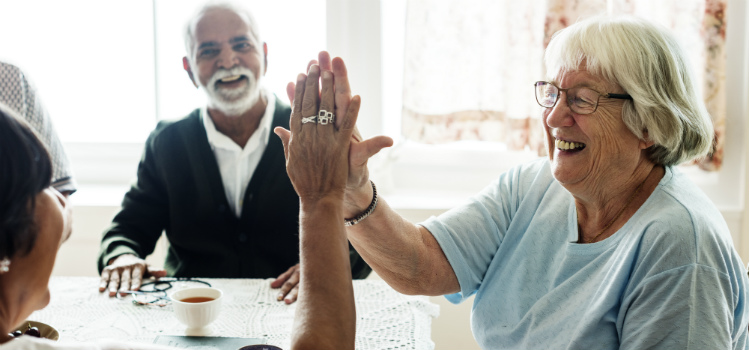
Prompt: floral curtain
<box><xmin>402</xmin><ymin>0</ymin><xmax>727</xmax><ymax>170</ymax></box>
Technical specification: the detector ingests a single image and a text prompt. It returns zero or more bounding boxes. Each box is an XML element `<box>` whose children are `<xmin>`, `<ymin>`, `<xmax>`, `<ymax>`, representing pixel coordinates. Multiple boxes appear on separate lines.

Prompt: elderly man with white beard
<box><xmin>96</xmin><ymin>1</ymin><xmax>371</xmax><ymax>302</ymax></box>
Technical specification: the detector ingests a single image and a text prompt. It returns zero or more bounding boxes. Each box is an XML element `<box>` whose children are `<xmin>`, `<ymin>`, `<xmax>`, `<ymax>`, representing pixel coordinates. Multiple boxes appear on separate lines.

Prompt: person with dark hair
<box><xmin>0</xmin><ymin>82</ymin><xmax>362</xmax><ymax>349</ymax></box>
<box><xmin>0</xmin><ymin>61</ymin><xmax>76</xmax><ymax>196</ymax></box>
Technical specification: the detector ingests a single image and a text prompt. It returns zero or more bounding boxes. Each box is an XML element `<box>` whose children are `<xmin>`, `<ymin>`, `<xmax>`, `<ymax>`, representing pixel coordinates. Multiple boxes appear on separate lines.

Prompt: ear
<box><xmin>183</xmin><ymin>57</ymin><xmax>198</xmax><ymax>88</ymax></box>
<box><xmin>263</xmin><ymin>42</ymin><xmax>268</xmax><ymax>76</ymax></box>
<box><xmin>639</xmin><ymin>129</ymin><xmax>655</xmax><ymax>149</ymax></box>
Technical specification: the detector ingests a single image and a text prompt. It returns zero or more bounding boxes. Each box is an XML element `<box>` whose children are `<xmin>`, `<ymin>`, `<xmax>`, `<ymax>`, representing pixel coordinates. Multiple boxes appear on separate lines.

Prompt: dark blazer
<box><xmin>98</xmin><ymin>99</ymin><xmax>371</xmax><ymax>279</ymax></box>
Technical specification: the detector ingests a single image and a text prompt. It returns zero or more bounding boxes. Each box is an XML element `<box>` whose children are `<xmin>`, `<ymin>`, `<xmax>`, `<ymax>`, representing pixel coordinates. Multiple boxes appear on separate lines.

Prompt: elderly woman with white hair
<box><xmin>277</xmin><ymin>16</ymin><xmax>749</xmax><ymax>349</ymax></box>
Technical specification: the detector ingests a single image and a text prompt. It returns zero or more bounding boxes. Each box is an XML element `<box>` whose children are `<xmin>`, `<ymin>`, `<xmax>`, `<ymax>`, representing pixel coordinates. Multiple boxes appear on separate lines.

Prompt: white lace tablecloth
<box><xmin>29</xmin><ymin>277</ymin><xmax>439</xmax><ymax>350</ymax></box>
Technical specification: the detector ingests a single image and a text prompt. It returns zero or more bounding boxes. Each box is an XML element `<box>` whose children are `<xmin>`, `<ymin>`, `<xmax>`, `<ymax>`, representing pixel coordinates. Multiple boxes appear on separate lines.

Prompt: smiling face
<box><xmin>185</xmin><ymin>7</ymin><xmax>267</xmax><ymax>116</ymax></box>
<box><xmin>542</xmin><ymin>68</ymin><xmax>652</xmax><ymax>190</ymax></box>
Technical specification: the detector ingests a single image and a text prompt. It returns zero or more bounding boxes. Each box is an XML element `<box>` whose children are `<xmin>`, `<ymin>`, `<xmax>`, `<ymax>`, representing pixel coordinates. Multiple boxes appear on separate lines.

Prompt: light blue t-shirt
<box><xmin>423</xmin><ymin>159</ymin><xmax>748</xmax><ymax>350</ymax></box>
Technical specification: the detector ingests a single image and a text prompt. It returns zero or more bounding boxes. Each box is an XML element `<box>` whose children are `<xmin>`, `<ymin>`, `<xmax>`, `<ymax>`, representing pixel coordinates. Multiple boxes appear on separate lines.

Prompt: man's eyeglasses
<box><xmin>116</xmin><ymin>277</ymin><xmax>212</xmax><ymax>307</ymax></box>
<box><xmin>534</xmin><ymin>81</ymin><xmax>632</xmax><ymax>115</ymax></box>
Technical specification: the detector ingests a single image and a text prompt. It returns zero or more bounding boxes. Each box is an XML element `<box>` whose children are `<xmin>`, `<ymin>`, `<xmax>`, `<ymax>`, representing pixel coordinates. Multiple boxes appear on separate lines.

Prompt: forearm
<box><xmin>345</xmin><ymin>194</ymin><xmax>459</xmax><ymax>296</ymax></box>
<box><xmin>291</xmin><ymin>199</ymin><xmax>355</xmax><ymax>350</ymax></box>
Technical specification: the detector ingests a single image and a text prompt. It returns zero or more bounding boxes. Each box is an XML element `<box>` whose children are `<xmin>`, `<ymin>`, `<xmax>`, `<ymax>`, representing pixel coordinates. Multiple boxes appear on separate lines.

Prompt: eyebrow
<box><xmin>197</xmin><ymin>35</ymin><xmax>252</xmax><ymax>51</ymax></box>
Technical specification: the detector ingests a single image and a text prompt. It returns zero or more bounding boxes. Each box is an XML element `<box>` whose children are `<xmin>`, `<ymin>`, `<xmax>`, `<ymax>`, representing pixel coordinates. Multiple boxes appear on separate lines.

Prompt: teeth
<box><xmin>219</xmin><ymin>75</ymin><xmax>242</xmax><ymax>82</ymax></box>
<box><xmin>555</xmin><ymin>139</ymin><xmax>585</xmax><ymax>150</ymax></box>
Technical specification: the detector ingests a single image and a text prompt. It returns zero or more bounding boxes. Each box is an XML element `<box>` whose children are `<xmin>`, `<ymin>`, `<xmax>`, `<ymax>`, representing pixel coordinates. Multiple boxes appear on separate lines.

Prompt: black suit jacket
<box><xmin>98</xmin><ymin>99</ymin><xmax>371</xmax><ymax>279</ymax></box>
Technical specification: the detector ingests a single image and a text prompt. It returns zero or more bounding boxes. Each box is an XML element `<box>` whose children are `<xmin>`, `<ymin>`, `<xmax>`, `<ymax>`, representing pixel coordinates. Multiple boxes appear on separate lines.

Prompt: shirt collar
<box><xmin>202</xmin><ymin>88</ymin><xmax>276</xmax><ymax>153</ymax></box>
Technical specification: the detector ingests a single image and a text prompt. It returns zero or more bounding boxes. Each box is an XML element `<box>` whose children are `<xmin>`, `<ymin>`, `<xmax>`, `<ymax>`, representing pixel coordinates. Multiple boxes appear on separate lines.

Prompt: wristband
<box><xmin>344</xmin><ymin>180</ymin><xmax>378</xmax><ymax>226</ymax></box>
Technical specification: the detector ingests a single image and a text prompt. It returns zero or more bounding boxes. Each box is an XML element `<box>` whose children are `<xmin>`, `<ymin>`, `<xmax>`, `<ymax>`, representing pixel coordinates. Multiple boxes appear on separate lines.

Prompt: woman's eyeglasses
<box><xmin>534</xmin><ymin>81</ymin><xmax>632</xmax><ymax>115</ymax></box>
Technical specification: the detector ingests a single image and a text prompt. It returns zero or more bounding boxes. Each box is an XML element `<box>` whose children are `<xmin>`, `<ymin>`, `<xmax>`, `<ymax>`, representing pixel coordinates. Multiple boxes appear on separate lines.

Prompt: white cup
<box><xmin>170</xmin><ymin>287</ymin><xmax>223</xmax><ymax>330</ymax></box>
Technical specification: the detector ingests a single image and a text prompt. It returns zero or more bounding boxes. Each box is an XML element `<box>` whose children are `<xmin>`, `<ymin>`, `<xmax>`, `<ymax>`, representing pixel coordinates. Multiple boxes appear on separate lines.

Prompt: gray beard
<box><xmin>202</xmin><ymin>82</ymin><xmax>262</xmax><ymax>116</ymax></box>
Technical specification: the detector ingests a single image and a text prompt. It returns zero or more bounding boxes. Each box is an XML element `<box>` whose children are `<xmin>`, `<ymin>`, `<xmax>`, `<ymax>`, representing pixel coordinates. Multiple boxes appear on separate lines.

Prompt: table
<box><xmin>29</xmin><ymin>277</ymin><xmax>440</xmax><ymax>350</ymax></box>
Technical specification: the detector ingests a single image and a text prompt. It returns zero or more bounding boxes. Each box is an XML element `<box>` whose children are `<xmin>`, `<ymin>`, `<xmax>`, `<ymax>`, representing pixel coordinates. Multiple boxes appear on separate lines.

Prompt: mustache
<box><xmin>208</xmin><ymin>67</ymin><xmax>257</xmax><ymax>88</ymax></box>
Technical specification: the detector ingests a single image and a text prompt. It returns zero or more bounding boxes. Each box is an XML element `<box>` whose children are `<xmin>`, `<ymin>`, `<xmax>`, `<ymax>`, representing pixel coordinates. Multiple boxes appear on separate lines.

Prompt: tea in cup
<box><xmin>170</xmin><ymin>287</ymin><xmax>223</xmax><ymax>330</ymax></box>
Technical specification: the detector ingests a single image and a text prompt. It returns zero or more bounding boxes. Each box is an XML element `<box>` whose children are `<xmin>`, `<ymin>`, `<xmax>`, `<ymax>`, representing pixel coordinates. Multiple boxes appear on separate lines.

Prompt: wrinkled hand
<box><xmin>284</xmin><ymin>52</ymin><xmax>393</xmax><ymax>215</ymax></box>
<box><xmin>275</xmin><ymin>56</ymin><xmax>361</xmax><ymax>203</ymax></box>
<box><xmin>270</xmin><ymin>263</ymin><xmax>300</xmax><ymax>304</ymax></box>
<box><xmin>98</xmin><ymin>254</ymin><xmax>167</xmax><ymax>297</ymax></box>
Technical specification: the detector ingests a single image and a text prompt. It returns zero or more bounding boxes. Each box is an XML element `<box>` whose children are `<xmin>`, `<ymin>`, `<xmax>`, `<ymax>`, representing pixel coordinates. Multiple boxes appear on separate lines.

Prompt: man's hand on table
<box><xmin>99</xmin><ymin>254</ymin><xmax>167</xmax><ymax>297</ymax></box>
<box><xmin>271</xmin><ymin>263</ymin><xmax>300</xmax><ymax>304</ymax></box>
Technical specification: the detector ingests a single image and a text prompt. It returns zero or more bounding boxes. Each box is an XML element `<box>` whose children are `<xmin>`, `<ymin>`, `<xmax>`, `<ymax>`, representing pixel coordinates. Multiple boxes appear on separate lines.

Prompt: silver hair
<box><xmin>183</xmin><ymin>1</ymin><xmax>263</xmax><ymax>61</ymax></box>
<box><xmin>544</xmin><ymin>15</ymin><xmax>713</xmax><ymax>166</ymax></box>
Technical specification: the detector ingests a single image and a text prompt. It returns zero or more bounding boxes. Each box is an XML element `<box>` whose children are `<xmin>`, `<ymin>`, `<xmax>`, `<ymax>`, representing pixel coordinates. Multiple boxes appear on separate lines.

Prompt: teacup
<box><xmin>170</xmin><ymin>287</ymin><xmax>223</xmax><ymax>330</ymax></box>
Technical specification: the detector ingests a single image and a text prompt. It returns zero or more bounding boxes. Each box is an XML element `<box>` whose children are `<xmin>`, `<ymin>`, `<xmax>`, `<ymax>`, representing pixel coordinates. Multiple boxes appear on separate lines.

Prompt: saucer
<box><xmin>12</xmin><ymin>320</ymin><xmax>59</xmax><ymax>341</ymax></box>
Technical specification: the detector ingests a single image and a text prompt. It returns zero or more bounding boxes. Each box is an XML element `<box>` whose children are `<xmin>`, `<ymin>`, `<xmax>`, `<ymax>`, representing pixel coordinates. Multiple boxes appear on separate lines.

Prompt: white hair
<box><xmin>544</xmin><ymin>15</ymin><xmax>713</xmax><ymax>166</ymax></box>
<box><xmin>183</xmin><ymin>1</ymin><xmax>263</xmax><ymax>61</ymax></box>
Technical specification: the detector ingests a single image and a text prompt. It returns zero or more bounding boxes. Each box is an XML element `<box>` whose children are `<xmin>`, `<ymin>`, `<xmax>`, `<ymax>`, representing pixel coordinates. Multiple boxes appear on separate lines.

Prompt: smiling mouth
<box><xmin>555</xmin><ymin>138</ymin><xmax>586</xmax><ymax>151</ymax></box>
<box><xmin>215</xmin><ymin>75</ymin><xmax>247</xmax><ymax>86</ymax></box>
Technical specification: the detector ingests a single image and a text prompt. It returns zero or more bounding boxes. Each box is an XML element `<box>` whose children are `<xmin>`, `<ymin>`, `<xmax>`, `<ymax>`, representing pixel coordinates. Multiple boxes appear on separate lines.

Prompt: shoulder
<box><xmin>0</xmin><ymin>61</ymin><xmax>23</xmax><ymax>78</ymax></box>
<box><xmin>487</xmin><ymin>158</ymin><xmax>556</xmax><ymax>201</ymax></box>
<box><xmin>147</xmin><ymin>109</ymin><xmax>202</xmax><ymax>146</ymax></box>
<box><xmin>631</xmin><ymin>167</ymin><xmax>740</xmax><ymax>277</ymax></box>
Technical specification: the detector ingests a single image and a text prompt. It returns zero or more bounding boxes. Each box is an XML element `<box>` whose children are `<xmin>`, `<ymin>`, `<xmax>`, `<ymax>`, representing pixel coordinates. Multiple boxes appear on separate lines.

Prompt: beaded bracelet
<box><xmin>344</xmin><ymin>180</ymin><xmax>378</xmax><ymax>226</ymax></box>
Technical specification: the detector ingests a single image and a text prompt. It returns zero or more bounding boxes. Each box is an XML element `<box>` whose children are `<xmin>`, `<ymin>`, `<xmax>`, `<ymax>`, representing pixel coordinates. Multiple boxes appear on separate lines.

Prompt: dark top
<box><xmin>98</xmin><ymin>100</ymin><xmax>371</xmax><ymax>279</ymax></box>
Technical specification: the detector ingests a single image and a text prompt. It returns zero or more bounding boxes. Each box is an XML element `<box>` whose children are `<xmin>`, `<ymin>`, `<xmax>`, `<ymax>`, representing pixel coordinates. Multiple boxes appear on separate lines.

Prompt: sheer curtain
<box><xmin>402</xmin><ymin>0</ymin><xmax>727</xmax><ymax>170</ymax></box>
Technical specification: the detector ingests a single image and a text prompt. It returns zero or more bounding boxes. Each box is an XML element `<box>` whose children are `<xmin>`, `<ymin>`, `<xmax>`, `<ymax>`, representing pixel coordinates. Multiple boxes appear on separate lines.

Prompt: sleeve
<box><xmin>97</xmin><ymin>128</ymin><xmax>170</xmax><ymax>273</ymax></box>
<box><xmin>17</xmin><ymin>69</ymin><xmax>77</xmax><ymax>194</ymax></box>
<box><xmin>619</xmin><ymin>264</ymin><xmax>742</xmax><ymax>350</ymax></box>
<box><xmin>420</xmin><ymin>166</ymin><xmax>524</xmax><ymax>304</ymax></box>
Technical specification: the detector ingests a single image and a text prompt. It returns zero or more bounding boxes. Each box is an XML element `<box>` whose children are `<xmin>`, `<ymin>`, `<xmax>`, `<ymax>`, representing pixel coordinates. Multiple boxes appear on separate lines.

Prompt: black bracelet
<box><xmin>344</xmin><ymin>180</ymin><xmax>378</xmax><ymax>226</ymax></box>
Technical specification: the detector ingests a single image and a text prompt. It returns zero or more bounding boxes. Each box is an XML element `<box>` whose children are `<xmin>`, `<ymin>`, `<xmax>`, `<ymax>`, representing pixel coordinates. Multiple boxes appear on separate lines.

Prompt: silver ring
<box><xmin>318</xmin><ymin>109</ymin><xmax>335</xmax><ymax>125</ymax></box>
<box><xmin>301</xmin><ymin>116</ymin><xmax>317</xmax><ymax>124</ymax></box>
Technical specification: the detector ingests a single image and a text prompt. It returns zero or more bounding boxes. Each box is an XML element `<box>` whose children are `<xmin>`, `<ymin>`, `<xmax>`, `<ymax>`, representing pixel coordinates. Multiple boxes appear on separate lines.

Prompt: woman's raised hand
<box><xmin>275</xmin><ymin>57</ymin><xmax>360</xmax><ymax>205</ymax></box>
<box><xmin>280</xmin><ymin>52</ymin><xmax>393</xmax><ymax>216</ymax></box>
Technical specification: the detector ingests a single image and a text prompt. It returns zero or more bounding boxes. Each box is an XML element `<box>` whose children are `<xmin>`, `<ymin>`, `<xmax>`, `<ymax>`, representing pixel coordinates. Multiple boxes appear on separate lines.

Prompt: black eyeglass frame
<box><xmin>115</xmin><ymin>277</ymin><xmax>213</xmax><ymax>306</ymax></box>
<box><xmin>534</xmin><ymin>81</ymin><xmax>632</xmax><ymax>115</ymax></box>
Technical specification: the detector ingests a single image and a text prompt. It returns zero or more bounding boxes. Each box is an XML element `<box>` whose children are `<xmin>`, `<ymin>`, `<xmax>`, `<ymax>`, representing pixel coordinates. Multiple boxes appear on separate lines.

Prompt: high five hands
<box><xmin>273</xmin><ymin>51</ymin><xmax>393</xmax><ymax>217</ymax></box>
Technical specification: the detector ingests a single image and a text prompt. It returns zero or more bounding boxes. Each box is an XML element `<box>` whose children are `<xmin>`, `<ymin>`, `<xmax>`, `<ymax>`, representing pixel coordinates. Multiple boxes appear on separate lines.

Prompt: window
<box><xmin>0</xmin><ymin>0</ymin><xmax>324</xmax><ymax>201</ymax></box>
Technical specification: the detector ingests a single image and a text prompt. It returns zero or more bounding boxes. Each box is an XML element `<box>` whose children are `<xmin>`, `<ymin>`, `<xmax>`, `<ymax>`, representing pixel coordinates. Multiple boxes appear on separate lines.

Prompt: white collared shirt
<box><xmin>202</xmin><ymin>89</ymin><xmax>276</xmax><ymax>218</ymax></box>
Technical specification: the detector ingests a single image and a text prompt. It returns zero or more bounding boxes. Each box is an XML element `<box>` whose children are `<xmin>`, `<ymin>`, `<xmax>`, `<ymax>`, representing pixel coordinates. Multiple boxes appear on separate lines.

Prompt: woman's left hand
<box><xmin>274</xmin><ymin>61</ymin><xmax>361</xmax><ymax>206</ymax></box>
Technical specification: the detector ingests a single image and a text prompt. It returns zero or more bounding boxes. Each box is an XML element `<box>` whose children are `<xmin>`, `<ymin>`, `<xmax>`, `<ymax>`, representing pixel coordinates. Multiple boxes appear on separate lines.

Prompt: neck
<box><xmin>574</xmin><ymin>163</ymin><xmax>664</xmax><ymax>243</ymax></box>
<box><xmin>207</xmin><ymin>96</ymin><xmax>268</xmax><ymax>148</ymax></box>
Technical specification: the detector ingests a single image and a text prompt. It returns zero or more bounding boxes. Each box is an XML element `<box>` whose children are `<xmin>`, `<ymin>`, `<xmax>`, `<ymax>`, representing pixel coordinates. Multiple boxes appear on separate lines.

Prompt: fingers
<box><xmin>274</xmin><ymin>127</ymin><xmax>292</xmax><ymax>161</ymax></box>
<box><xmin>301</xmin><ymin>65</ymin><xmax>321</xmax><ymax>123</ymax></box>
<box><xmin>148</xmin><ymin>269</ymin><xmax>168</xmax><ymax>278</ymax></box>
<box><xmin>277</xmin><ymin>267</ymin><xmax>301</xmax><ymax>303</ymax></box>
<box><xmin>286</xmin><ymin>82</ymin><xmax>295</xmax><ymax>104</ymax></box>
<box><xmin>99</xmin><ymin>269</ymin><xmax>110</xmax><ymax>292</ymax></box>
<box><xmin>270</xmin><ymin>264</ymin><xmax>297</xmax><ymax>289</ymax></box>
<box><xmin>283</xmin><ymin>285</ymin><xmax>299</xmax><ymax>304</ymax></box>
<box><xmin>305</xmin><ymin>59</ymin><xmax>318</xmax><ymax>74</ymax></box>
<box><xmin>340</xmin><ymin>95</ymin><xmax>361</xmax><ymax>135</ymax></box>
<box><xmin>119</xmin><ymin>268</ymin><xmax>132</xmax><ymax>296</ymax></box>
<box><xmin>318</xmin><ymin>51</ymin><xmax>332</xmax><ymax>71</ymax></box>
<box><xmin>331</xmin><ymin>57</ymin><xmax>352</xmax><ymax>129</ymax></box>
<box><xmin>290</xmin><ymin>74</ymin><xmax>307</xmax><ymax>134</ymax></box>
<box><xmin>131</xmin><ymin>265</ymin><xmax>144</xmax><ymax>291</ymax></box>
<box><xmin>351</xmin><ymin>135</ymin><xmax>395</xmax><ymax>166</ymax></box>
<box><xmin>319</xmin><ymin>70</ymin><xmax>335</xmax><ymax>128</ymax></box>
<box><xmin>107</xmin><ymin>269</ymin><xmax>120</xmax><ymax>297</ymax></box>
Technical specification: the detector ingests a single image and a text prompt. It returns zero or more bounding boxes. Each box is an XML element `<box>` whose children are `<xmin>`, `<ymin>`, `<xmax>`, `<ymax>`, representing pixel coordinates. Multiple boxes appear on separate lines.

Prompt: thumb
<box><xmin>351</xmin><ymin>135</ymin><xmax>394</xmax><ymax>166</ymax></box>
<box><xmin>286</xmin><ymin>82</ymin><xmax>295</xmax><ymax>104</ymax></box>
<box><xmin>147</xmin><ymin>268</ymin><xmax>168</xmax><ymax>278</ymax></box>
<box><xmin>274</xmin><ymin>127</ymin><xmax>291</xmax><ymax>161</ymax></box>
